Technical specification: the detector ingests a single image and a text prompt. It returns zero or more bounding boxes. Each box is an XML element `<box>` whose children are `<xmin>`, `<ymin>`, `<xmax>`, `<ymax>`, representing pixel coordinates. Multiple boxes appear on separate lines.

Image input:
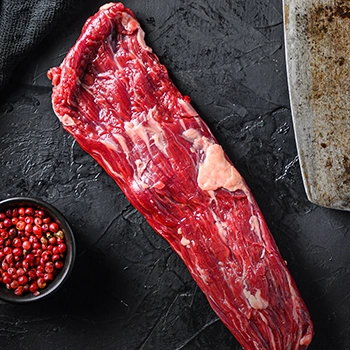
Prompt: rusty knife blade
<box><xmin>283</xmin><ymin>0</ymin><xmax>350</xmax><ymax>210</ymax></box>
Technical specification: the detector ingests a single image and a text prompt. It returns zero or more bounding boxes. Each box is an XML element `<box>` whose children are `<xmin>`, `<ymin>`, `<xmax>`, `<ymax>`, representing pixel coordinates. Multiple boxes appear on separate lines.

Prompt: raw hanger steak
<box><xmin>47</xmin><ymin>3</ymin><xmax>313</xmax><ymax>349</ymax></box>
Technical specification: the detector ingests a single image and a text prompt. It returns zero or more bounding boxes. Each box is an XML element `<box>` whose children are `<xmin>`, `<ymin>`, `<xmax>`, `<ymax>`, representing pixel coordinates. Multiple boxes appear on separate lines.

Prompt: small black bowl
<box><xmin>0</xmin><ymin>197</ymin><xmax>76</xmax><ymax>303</ymax></box>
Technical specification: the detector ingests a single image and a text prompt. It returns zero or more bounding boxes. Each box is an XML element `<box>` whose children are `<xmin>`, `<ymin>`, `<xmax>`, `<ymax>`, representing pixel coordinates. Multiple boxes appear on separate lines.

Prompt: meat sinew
<box><xmin>47</xmin><ymin>3</ymin><xmax>313</xmax><ymax>349</ymax></box>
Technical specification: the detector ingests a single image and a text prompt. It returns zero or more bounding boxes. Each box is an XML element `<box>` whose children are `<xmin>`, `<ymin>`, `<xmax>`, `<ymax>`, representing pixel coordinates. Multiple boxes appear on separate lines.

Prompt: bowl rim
<box><xmin>0</xmin><ymin>196</ymin><xmax>76</xmax><ymax>303</ymax></box>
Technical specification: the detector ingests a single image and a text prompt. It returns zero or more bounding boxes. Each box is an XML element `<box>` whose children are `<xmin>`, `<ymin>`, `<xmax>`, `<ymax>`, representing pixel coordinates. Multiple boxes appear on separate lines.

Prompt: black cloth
<box><xmin>0</xmin><ymin>0</ymin><xmax>72</xmax><ymax>92</ymax></box>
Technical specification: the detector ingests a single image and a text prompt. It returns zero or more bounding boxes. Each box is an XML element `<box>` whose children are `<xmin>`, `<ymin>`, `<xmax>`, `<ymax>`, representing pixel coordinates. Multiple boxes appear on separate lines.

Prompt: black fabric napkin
<box><xmin>0</xmin><ymin>0</ymin><xmax>73</xmax><ymax>92</ymax></box>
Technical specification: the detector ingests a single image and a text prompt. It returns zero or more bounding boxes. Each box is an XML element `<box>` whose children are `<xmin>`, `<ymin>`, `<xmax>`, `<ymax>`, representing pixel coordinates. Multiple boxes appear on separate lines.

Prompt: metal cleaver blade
<box><xmin>283</xmin><ymin>0</ymin><xmax>350</xmax><ymax>211</ymax></box>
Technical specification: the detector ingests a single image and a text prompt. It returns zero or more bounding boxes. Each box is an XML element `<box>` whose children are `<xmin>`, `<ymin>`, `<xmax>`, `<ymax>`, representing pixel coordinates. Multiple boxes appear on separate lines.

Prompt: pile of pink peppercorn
<box><xmin>0</xmin><ymin>206</ymin><xmax>67</xmax><ymax>296</ymax></box>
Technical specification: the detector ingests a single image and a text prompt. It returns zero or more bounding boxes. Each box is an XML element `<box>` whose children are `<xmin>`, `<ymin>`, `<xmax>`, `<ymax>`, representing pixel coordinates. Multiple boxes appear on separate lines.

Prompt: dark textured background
<box><xmin>0</xmin><ymin>1</ymin><xmax>349</xmax><ymax>349</ymax></box>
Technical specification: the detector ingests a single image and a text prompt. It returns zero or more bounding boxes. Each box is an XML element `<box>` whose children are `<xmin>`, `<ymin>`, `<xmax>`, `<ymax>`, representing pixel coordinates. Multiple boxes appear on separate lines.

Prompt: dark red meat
<box><xmin>47</xmin><ymin>3</ymin><xmax>313</xmax><ymax>349</ymax></box>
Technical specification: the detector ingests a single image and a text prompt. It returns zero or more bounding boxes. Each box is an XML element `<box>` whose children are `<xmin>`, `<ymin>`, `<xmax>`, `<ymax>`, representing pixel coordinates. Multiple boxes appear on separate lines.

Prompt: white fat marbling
<box><xmin>60</xmin><ymin>114</ymin><xmax>76</xmax><ymax>127</ymax></box>
<box><xmin>243</xmin><ymin>288</ymin><xmax>269</xmax><ymax>310</ymax></box>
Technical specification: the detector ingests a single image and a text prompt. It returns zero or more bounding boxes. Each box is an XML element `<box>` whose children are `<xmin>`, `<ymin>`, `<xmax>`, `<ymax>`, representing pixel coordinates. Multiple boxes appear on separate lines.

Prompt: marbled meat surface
<box><xmin>47</xmin><ymin>3</ymin><xmax>313</xmax><ymax>349</ymax></box>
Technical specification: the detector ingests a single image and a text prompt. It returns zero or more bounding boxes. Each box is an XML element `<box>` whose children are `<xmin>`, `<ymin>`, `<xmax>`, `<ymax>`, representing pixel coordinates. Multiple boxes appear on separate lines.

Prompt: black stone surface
<box><xmin>0</xmin><ymin>1</ymin><xmax>349</xmax><ymax>349</ymax></box>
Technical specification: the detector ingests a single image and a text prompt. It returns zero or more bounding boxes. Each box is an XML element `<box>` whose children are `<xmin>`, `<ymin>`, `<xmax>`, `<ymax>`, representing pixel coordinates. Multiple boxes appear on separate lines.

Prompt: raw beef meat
<box><xmin>47</xmin><ymin>3</ymin><xmax>313</xmax><ymax>349</ymax></box>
